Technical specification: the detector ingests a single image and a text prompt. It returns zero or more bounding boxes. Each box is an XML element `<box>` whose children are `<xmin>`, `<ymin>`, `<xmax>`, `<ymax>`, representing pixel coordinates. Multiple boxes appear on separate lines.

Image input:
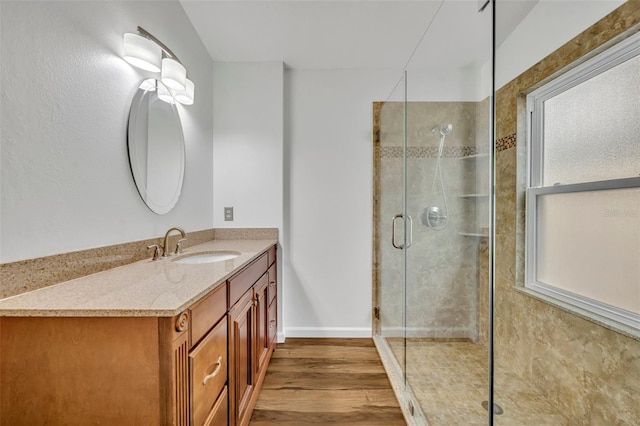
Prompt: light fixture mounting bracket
<box><xmin>137</xmin><ymin>26</ymin><xmax>183</xmax><ymax>65</ymax></box>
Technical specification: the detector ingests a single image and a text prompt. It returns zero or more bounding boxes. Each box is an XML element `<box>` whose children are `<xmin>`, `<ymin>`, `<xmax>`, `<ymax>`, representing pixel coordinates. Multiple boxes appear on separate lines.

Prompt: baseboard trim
<box><xmin>284</xmin><ymin>327</ymin><xmax>372</xmax><ymax>338</ymax></box>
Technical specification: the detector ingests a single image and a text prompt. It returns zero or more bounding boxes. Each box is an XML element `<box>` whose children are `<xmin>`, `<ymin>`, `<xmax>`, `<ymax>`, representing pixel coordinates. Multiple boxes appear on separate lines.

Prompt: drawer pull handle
<box><xmin>202</xmin><ymin>356</ymin><xmax>223</xmax><ymax>385</ymax></box>
<box><xmin>270</xmin><ymin>320</ymin><xmax>276</xmax><ymax>329</ymax></box>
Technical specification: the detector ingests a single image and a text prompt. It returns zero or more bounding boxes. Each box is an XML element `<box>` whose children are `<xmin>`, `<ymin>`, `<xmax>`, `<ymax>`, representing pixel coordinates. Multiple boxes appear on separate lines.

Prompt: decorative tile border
<box><xmin>378</xmin><ymin>146</ymin><xmax>480</xmax><ymax>158</ymax></box>
<box><xmin>496</xmin><ymin>134</ymin><xmax>516</xmax><ymax>152</ymax></box>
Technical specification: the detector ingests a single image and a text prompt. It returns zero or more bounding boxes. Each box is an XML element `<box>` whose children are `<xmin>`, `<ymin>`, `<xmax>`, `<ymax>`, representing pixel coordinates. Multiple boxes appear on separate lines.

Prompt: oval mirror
<box><xmin>127</xmin><ymin>79</ymin><xmax>185</xmax><ymax>214</ymax></box>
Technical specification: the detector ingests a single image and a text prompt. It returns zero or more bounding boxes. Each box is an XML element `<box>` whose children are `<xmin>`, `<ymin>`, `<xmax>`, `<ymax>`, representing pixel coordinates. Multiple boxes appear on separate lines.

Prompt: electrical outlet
<box><xmin>224</xmin><ymin>207</ymin><xmax>234</xmax><ymax>221</ymax></box>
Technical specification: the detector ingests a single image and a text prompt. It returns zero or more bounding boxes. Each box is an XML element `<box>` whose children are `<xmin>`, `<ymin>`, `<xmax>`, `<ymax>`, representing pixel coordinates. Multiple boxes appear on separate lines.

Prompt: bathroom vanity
<box><xmin>0</xmin><ymin>239</ymin><xmax>277</xmax><ymax>426</ymax></box>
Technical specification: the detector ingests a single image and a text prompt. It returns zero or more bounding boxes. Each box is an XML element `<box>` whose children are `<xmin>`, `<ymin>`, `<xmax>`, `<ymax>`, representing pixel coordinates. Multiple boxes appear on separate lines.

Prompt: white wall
<box><xmin>496</xmin><ymin>0</ymin><xmax>625</xmax><ymax>88</ymax></box>
<box><xmin>212</xmin><ymin>61</ymin><xmax>284</xmax><ymax>340</ymax></box>
<box><xmin>0</xmin><ymin>1</ymin><xmax>214</xmax><ymax>263</ymax></box>
<box><xmin>284</xmin><ymin>69</ymin><xmax>400</xmax><ymax>337</ymax></box>
<box><xmin>280</xmin><ymin>1</ymin><xmax>629</xmax><ymax>338</ymax></box>
<box><xmin>212</xmin><ymin>62</ymin><xmax>283</xmax><ymax>230</ymax></box>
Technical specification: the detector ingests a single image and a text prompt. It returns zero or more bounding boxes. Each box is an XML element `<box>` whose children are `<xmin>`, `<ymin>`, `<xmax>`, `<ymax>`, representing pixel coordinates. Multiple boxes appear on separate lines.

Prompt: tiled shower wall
<box><xmin>374</xmin><ymin>100</ymin><xmax>489</xmax><ymax>342</ymax></box>
<box><xmin>494</xmin><ymin>2</ymin><xmax>640</xmax><ymax>424</ymax></box>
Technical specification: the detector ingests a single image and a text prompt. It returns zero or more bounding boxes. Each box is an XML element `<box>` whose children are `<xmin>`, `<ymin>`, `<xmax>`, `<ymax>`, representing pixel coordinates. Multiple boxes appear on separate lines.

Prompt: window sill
<box><xmin>513</xmin><ymin>286</ymin><xmax>640</xmax><ymax>342</ymax></box>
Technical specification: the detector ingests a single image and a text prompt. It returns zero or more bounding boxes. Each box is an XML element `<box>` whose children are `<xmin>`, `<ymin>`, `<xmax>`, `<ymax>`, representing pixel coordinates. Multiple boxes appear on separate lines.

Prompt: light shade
<box><xmin>174</xmin><ymin>79</ymin><xmax>195</xmax><ymax>105</ymax></box>
<box><xmin>161</xmin><ymin>58</ymin><xmax>186</xmax><ymax>91</ymax></box>
<box><xmin>157</xmin><ymin>82</ymin><xmax>175</xmax><ymax>104</ymax></box>
<box><xmin>123</xmin><ymin>33</ymin><xmax>162</xmax><ymax>72</ymax></box>
<box><xmin>139</xmin><ymin>78</ymin><xmax>157</xmax><ymax>92</ymax></box>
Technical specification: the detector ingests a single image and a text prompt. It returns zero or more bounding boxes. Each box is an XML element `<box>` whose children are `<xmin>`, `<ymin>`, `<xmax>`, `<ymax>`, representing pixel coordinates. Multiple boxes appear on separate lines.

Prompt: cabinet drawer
<box><xmin>229</xmin><ymin>252</ymin><xmax>268</xmax><ymax>307</ymax></box>
<box><xmin>190</xmin><ymin>283</ymin><xmax>227</xmax><ymax>347</ymax></box>
<box><xmin>267</xmin><ymin>245</ymin><xmax>276</xmax><ymax>267</ymax></box>
<box><xmin>190</xmin><ymin>317</ymin><xmax>228</xmax><ymax>426</ymax></box>
<box><xmin>204</xmin><ymin>386</ymin><xmax>228</xmax><ymax>426</ymax></box>
<box><xmin>267</xmin><ymin>263</ymin><xmax>277</xmax><ymax>306</ymax></box>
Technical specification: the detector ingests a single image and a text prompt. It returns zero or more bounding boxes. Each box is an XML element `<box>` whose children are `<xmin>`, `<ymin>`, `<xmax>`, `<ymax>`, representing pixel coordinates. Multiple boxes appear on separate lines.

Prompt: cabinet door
<box><xmin>267</xmin><ymin>264</ymin><xmax>277</xmax><ymax>306</ymax></box>
<box><xmin>267</xmin><ymin>298</ymin><xmax>277</xmax><ymax>349</ymax></box>
<box><xmin>228</xmin><ymin>290</ymin><xmax>254</xmax><ymax>426</ymax></box>
<box><xmin>267</xmin><ymin>263</ymin><xmax>277</xmax><ymax>349</ymax></box>
<box><xmin>254</xmin><ymin>274</ymin><xmax>270</xmax><ymax>378</ymax></box>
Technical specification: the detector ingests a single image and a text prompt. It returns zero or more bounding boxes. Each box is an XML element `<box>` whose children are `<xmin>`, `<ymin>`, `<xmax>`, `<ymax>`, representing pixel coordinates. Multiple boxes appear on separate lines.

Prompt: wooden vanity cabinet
<box><xmin>228</xmin><ymin>246</ymin><xmax>278</xmax><ymax>426</ymax></box>
<box><xmin>0</xmin><ymin>244</ymin><xmax>277</xmax><ymax>426</ymax></box>
<box><xmin>0</xmin><ymin>314</ymin><xmax>207</xmax><ymax>425</ymax></box>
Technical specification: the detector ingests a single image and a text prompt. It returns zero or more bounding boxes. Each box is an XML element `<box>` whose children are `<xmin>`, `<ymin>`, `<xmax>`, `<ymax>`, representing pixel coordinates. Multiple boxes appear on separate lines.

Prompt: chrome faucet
<box><xmin>163</xmin><ymin>227</ymin><xmax>187</xmax><ymax>257</ymax></box>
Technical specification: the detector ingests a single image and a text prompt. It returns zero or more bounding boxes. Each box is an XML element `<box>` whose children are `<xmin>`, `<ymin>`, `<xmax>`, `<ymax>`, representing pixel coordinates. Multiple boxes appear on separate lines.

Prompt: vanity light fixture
<box><xmin>156</xmin><ymin>81</ymin><xmax>175</xmax><ymax>104</ymax></box>
<box><xmin>123</xmin><ymin>26</ymin><xmax>194</xmax><ymax>105</ymax></box>
<box><xmin>174</xmin><ymin>78</ymin><xmax>195</xmax><ymax>105</ymax></box>
<box><xmin>123</xmin><ymin>33</ymin><xmax>161</xmax><ymax>72</ymax></box>
<box><xmin>161</xmin><ymin>58</ymin><xmax>186</xmax><ymax>91</ymax></box>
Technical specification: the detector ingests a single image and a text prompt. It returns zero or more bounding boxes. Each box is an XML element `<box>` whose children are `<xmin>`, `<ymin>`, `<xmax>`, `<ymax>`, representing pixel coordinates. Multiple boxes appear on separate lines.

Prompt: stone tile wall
<box><xmin>494</xmin><ymin>2</ymin><xmax>640</xmax><ymax>423</ymax></box>
<box><xmin>373</xmin><ymin>101</ymin><xmax>490</xmax><ymax>341</ymax></box>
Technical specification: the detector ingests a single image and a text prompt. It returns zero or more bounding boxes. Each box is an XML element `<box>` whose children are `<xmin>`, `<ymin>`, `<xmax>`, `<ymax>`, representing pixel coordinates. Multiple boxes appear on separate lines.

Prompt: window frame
<box><xmin>525</xmin><ymin>31</ymin><xmax>640</xmax><ymax>331</ymax></box>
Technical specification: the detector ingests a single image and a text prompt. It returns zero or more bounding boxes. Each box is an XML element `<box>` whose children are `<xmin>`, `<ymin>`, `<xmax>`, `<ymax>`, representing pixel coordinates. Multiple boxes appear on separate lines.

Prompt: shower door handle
<box><xmin>392</xmin><ymin>214</ymin><xmax>403</xmax><ymax>249</ymax></box>
<box><xmin>392</xmin><ymin>214</ymin><xmax>412</xmax><ymax>249</ymax></box>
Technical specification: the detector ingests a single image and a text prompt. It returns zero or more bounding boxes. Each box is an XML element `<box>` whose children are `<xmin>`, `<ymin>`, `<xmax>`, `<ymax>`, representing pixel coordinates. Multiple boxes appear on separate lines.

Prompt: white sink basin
<box><xmin>172</xmin><ymin>251</ymin><xmax>241</xmax><ymax>264</ymax></box>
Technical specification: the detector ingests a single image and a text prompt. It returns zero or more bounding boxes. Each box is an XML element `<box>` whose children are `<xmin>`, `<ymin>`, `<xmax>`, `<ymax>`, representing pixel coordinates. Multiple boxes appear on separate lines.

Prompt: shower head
<box><xmin>440</xmin><ymin>124</ymin><xmax>453</xmax><ymax>136</ymax></box>
<box><xmin>431</xmin><ymin>123</ymin><xmax>453</xmax><ymax>136</ymax></box>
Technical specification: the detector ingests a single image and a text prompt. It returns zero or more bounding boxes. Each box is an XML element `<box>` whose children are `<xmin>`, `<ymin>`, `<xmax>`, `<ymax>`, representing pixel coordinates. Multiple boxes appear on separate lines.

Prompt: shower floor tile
<box><xmin>384</xmin><ymin>338</ymin><xmax>570</xmax><ymax>425</ymax></box>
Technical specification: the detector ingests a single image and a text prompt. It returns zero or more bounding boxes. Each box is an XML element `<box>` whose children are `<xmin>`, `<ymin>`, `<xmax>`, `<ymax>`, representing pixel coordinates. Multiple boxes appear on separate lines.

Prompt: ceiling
<box><xmin>180</xmin><ymin>0</ymin><xmax>539</xmax><ymax>70</ymax></box>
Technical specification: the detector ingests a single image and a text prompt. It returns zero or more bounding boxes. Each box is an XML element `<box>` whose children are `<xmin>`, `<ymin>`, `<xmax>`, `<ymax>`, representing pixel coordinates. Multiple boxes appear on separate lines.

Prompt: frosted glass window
<box><xmin>526</xmin><ymin>32</ymin><xmax>640</xmax><ymax>332</ymax></box>
<box><xmin>535</xmin><ymin>188</ymin><xmax>640</xmax><ymax>315</ymax></box>
<box><xmin>543</xmin><ymin>54</ymin><xmax>640</xmax><ymax>186</ymax></box>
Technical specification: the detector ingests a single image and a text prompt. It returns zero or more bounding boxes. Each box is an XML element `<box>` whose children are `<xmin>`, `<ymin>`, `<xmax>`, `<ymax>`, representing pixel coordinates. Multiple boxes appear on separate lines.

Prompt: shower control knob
<box><xmin>422</xmin><ymin>206</ymin><xmax>446</xmax><ymax>229</ymax></box>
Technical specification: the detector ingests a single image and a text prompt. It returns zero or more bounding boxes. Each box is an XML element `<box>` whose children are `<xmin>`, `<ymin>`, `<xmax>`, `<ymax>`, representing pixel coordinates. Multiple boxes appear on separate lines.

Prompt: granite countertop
<box><xmin>0</xmin><ymin>239</ymin><xmax>276</xmax><ymax>317</ymax></box>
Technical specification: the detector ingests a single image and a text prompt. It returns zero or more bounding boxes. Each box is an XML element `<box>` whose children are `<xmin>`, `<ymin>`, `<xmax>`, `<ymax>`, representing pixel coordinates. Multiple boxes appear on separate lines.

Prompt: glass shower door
<box><xmin>402</xmin><ymin>1</ymin><xmax>493</xmax><ymax>423</ymax></box>
<box><xmin>375</xmin><ymin>72</ymin><xmax>408</xmax><ymax>393</ymax></box>
<box><xmin>375</xmin><ymin>1</ymin><xmax>494</xmax><ymax>424</ymax></box>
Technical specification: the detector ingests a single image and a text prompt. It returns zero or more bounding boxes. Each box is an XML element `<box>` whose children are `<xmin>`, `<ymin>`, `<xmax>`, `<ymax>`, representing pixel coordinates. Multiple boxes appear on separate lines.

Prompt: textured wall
<box><xmin>494</xmin><ymin>3</ymin><xmax>640</xmax><ymax>424</ymax></box>
<box><xmin>0</xmin><ymin>1</ymin><xmax>214</xmax><ymax>263</ymax></box>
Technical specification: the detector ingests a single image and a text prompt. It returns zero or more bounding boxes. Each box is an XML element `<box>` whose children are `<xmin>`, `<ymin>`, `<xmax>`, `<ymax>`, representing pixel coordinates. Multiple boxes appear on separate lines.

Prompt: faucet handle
<box><xmin>147</xmin><ymin>244</ymin><xmax>160</xmax><ymax>261</ymax></box>
<box><xmin>175</xmin><ymin>238</ymin><xmax>187</xmax><ymax>255</ymax></box>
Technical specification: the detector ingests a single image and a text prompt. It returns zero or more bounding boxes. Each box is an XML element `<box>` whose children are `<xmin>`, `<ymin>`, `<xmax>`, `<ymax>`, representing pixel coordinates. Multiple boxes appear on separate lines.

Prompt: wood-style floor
<box><xmin>249</xmin><ymin>338</ymin><xmax>406</xmax><ymax>425</ymax></box>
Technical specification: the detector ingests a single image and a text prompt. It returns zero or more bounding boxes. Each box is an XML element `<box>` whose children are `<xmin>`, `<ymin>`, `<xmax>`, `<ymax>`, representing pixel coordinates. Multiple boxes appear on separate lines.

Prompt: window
<box><xmin>526</xmin><ymin>31</ymin><xmax>640</xmax><ymax>331</ymax></box>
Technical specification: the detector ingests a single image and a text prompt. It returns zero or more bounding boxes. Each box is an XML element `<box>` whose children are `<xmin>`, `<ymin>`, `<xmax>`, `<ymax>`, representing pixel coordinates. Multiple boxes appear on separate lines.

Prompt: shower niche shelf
<box><xmin>459</xmin><ymin>193</ymin><xmax>489</xmax><ymax>198</ymax></box>
<box><xmin>459</xmin><ymin>232</ymin><xmax>489</xmax><ymax>238</ymax></box>
<box><xmin>457</xmin><ymin>153</ymin><xmax>489</xmax><ymax>161</ymax></box>
<box><xmin>458</xmin><ymin>153</ymin><xmax>489</xmax><ymax>239</ymax></box>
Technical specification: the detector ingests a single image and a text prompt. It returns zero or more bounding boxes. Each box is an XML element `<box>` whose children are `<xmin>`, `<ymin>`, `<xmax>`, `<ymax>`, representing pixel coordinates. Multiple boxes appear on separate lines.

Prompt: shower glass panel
<box><xmin>375</xmin><ymin>72</ymin><xmax>408</xmax><ymax>390</ymax></box>
<box><xmin>374</xmin><ymin>1</ymin><xmax>493</xmax><ymax>424</ymax></box>
<box><xmin>493</xmin><ymin>3</ymin><xmax>640</xmax><ymax>425</ymax></box>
